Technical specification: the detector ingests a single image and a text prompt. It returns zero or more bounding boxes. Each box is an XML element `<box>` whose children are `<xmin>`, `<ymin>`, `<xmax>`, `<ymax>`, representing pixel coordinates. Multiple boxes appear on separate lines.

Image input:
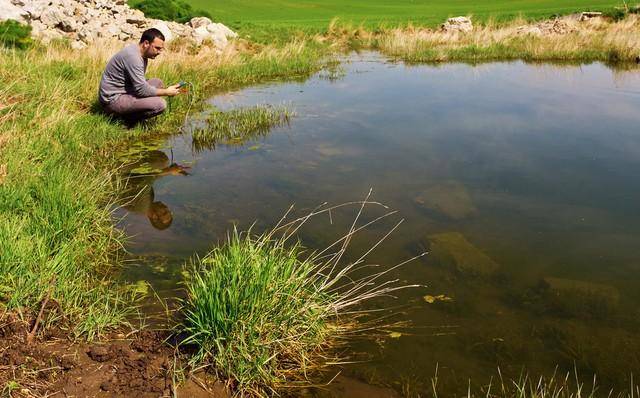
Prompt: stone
<box><xmin>543</xmin><ymin>277</ymin><xmax>619</xmax><ymax>305</ymax></box>
<box><xmin>516</xmin><ymin>25</ymin><xmax>543</xmax><ymax>36</ymax></box>
<box><xmin>125</xmin><ymin>8</ymin><xmax>145</xmax><ymax>26</ymax></box>
<box><xmin>579</xmin><ymin>11</ymin><xmax>602</xmax><ymax>21</ymax></box>
<box><xmin>37</xmin><ymin>28</ymin><xmax>64</xmax><ymax>43</ymax></box>
<box><xmin>7</xmin><ymin>0</ymin><xmax>236</xmax><ymax>51</ymax></box>
<box><xmin>541</xmin><ymin>277</ymin><xmax>620</xmax><ymax>317</ymax></box>
<box><xmin>77</xmin><ymin>26</ymin><xmax>95</xmax><ymax>43</ymax></box>
<box><xmin>441</xmin><ymin>16</ymin><xmax>473</xmax><ymax>33</ymax></box>
<box><xmin>206</xmin><ymin>22</ymin><xmax>237</xmax><ymax>38</ymax></box>
<box><xmin>39</xmin><ymin>7</ymin><xmax>65</xmax><ymax>27</ymax></box>
<box><xmin>58</xmin><ymin>16</ymin><xmax>77</xmax><ymax>32</ymax></box>
<box><xmin>192</xmin><ymin>25</ymin><xmax>210</xmax><ymax>45</ymax></box>
<box><xmin>428</xmin><ymin>232</ymin><xmax>499</xmax><ymax>276</ymax></box>
<box><xmin>414</xmin><ymin>181</ymin><xmax>476</xmax><ymax>220</ymax></box>
<box><xmin>70</xmin><ymin>39</ymin><xmax>86</xmax><ymax>49</ymax></box>
<box><xmin>0</xmin><ymin>0</ymin><xmax>28</xmax><ymax>22</ymax></box>
<box><xmin>189</xmin><ymin>16</ymin><xmax>212</xmax><ymax>28</ymax></box>
<box><xmin>150</xmin><ymin>20</ymin><xmax>172</xmax><ymax>42</ymax></box>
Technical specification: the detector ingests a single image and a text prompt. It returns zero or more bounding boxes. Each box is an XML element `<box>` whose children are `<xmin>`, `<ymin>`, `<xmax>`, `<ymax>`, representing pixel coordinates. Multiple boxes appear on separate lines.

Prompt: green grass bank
<box><xmin>0</xmin><ymin>38</ymin><xmax>330</xmax><ymax>338</ymax></box>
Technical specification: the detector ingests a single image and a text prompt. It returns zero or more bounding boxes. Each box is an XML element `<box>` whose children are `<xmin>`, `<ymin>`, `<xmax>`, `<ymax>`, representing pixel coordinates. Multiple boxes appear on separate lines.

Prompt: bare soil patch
<box><xmin>0</xmin><ymin>314</ymin><xmax>226</xmax><ymax>397</ymax></box>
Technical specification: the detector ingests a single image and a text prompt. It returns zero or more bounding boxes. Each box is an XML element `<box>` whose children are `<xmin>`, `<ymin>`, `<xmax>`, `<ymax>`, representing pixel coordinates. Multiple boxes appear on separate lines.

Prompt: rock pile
<box><xmin>516</xmin><ymin>18</ymin><xmax>578</xmax><ymax>36</ymax></box>
<box><xmin>441</xmin><ymin>16</ymin><xmax>473</xmax><ymax>33</ymax></box>
<box><xmin>0</xmin><ymin>0</ymin><xmax>237</xmax><ymax>50</ymax></box>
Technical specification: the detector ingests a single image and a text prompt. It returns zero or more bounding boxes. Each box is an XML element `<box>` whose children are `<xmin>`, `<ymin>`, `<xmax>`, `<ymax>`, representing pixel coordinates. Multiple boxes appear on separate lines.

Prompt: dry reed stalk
<box><xmin>373</xmin><ymin>14</ymin><xmax>640</xmax><ymax>62</ymax></box>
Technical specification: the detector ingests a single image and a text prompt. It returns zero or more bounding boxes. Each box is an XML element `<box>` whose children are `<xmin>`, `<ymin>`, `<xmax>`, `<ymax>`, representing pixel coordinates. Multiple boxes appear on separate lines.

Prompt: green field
<box><xmin>189</xmin><ymin>0</ymin><xmax>623</xmax><ymax>29</ymax></box>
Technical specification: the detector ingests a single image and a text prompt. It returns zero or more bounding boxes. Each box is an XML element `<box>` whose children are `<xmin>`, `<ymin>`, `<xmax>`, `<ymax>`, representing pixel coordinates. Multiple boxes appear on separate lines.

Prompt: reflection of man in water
<box><xmin>123</xmin><ymin>150</ymin><xmax>189</xmax><ymax>230</ymax></box>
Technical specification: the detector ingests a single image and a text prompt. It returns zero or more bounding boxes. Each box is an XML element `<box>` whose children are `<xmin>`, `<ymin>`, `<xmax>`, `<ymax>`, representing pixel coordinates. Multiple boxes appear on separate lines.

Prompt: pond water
<box><xmin>117</xmin><ymin>53</ymin><xmax>640</xmax><ymax>395</ymax></box>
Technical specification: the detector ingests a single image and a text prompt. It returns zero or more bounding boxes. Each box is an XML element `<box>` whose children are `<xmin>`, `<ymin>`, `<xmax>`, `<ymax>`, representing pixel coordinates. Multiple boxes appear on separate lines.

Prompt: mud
<box><xmin>0</xmin><ymin>314</ymin><xmax>226</xmax><ymax>397</ymax></box>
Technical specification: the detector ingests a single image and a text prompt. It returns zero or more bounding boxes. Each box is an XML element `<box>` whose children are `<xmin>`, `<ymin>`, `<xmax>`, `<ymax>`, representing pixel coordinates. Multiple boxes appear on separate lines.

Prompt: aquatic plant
<box><xmin>424</xmin><ymin>365</ymin><xmax>640</xmax><ymax>398</ymax></box>
<box><xmin>191</xmin><ymin>105</ymin><xmax>293</xmax><ymax>150</ymax></box>
<box><xmin>178</xmin><ymin>197</ymin><xmax>423</xmax><ymax>395</ymax></box>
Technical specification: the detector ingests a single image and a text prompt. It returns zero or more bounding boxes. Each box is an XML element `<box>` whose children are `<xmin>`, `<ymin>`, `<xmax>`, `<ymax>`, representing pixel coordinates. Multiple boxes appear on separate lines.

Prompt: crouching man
<box><xmin>98</xmin><ymin>28</ymin><xmax>181</xmax><ymax>125</ymax></box>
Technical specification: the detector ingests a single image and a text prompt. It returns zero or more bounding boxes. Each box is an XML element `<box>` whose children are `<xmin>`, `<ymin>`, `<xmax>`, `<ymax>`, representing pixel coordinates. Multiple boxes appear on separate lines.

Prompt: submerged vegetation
<box><xmin>191</xmin><ymin>105</ymin><xmax>293</xmax><ymax>150</ymax></box>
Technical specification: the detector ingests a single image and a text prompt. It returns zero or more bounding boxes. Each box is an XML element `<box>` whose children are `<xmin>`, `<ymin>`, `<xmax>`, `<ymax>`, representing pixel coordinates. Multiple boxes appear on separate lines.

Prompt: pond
<box><xmin>116</xmin><ymin>53</ymin><xmax>640</xmax><ymax>395</ymax></box>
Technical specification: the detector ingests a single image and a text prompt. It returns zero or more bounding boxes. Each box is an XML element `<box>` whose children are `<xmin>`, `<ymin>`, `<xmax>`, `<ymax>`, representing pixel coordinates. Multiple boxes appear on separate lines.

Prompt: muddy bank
<box><xmin>0</xmin><ymin>314</ymin><xmax>226</xmax><ymax>397</ymax></box>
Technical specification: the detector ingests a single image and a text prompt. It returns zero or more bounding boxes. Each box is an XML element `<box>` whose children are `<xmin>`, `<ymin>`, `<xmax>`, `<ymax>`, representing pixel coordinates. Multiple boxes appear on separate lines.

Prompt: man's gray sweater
<box><xmin>99</xmin><ymin>44</ymin><xmax>158</xmax><ymax>105</ymax></box>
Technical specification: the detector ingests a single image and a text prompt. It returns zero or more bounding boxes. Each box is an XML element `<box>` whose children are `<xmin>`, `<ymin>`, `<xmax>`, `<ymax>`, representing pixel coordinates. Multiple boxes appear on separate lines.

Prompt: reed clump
<box><xmin>191</xmin><ymin>105</ymin><xmax>293</xmax><ymax>149</ymax></box>
<box><xmin>178</xmin><ymin>202</ymin><xmax>421</xmax><ymax>395</ymax></box>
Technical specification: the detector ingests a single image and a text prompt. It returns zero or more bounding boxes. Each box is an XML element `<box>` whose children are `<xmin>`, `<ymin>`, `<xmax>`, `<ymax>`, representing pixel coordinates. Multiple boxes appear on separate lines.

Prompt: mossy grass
<box><xmin>178</xmin><ymin>200</ymin><xmax>422</xmax><ymax>395</ymax></box>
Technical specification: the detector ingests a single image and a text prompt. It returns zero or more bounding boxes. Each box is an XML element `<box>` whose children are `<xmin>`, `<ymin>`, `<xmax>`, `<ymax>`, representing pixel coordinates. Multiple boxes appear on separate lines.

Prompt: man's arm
<box><xmin>156</xmin><ymin>85</ymin><xmax>181</xmax><ymax>97</ymax></box>
<box><xmin>124</xmin><ymin>59</ymin><xmax>158</xmax><ymax>98</ymax></box>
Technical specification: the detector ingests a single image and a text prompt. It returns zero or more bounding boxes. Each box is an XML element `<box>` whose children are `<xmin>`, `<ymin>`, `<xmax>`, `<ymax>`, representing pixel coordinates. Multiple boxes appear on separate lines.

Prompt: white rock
<box><xmin>77</xmin><ymin>25</ymin><xmax>95</xmax><ymax>43</ymax></box>
<box><xmin>125</xmin><ymin>8</ymin><xmax>145</xmax><ymax>26</ymax></box>
<box><xmin>189</xmin><ymin>16</ymin><xmax>211</xmax><ymax>28</ymax></box>
<box><xmin>441</xmin><ymin>16</ymin><xmax>473</xmax><ymax>33</ymax></box>
<box><xmin>40</xmin><ymin>7</ymin><xmax>65</xmax><ymax>27</ymax></box>
<box><xmin>150</xmin><ymin>20</ymin><xmax>172</xmax><ymax>41</ymax></box>
<box><xmin>37</xmin><ymin>28</ymin><xmax>64</xmax><ymax>43</ymax></box>
<box><xmin>192</xmin><ymin>25</ymin><xmax>209</xmax><ymax>44</ymax></box>
<box><xmin>206</xmin><ymin>22</ymin><xmax>237</xmax><ymax>38</ymax></box>
<box><xmin>58</xmin><ymin>15</ymin><xmax>77</xmax><ymax>32</ymax></box>
<box><xmin>71</xmin><ymin>39</ymin><xmax>86</xmax><ymax>49</ymax></box>
<box><xmin>0</xmin><ymin>0</ymin><xmax>28</xmax><ymax>22</ymax></box>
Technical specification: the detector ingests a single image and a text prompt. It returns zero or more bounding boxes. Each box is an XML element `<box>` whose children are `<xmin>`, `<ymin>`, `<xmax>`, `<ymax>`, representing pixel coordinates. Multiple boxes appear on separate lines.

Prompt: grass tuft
<box><xmin>178</xmin><ymin>200</ymin><xmax>422</xmax><ymax>395</ymax></box>
<box><xmin>191</xmin><ymin>105</ymin><xmax>293</xmax><ymax>149</ymax></box>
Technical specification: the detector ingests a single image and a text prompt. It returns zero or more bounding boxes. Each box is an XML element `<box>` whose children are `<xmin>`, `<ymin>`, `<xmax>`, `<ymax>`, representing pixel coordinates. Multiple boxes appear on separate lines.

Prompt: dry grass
<box><xmin>322</xmin><ymin>15</ymin><xmax>640</xmax><ymax>63</ymax></box>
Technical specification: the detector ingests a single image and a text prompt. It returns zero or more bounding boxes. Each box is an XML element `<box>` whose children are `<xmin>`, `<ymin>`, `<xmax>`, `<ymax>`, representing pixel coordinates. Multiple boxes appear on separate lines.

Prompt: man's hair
<box><xmin>140</xmin><ymin>28</ymin><xmax>165</xmax><ymax>44</ymax></box>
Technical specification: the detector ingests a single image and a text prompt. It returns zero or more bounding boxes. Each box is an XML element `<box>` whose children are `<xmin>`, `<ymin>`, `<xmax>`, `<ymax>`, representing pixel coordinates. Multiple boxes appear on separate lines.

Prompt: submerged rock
<box><xmin>428</xmin><ymin>232</ymin><xmax>499</xmax><ymax>276</ymax></box>
<box><xmin>542</xmin><ymin>276</ymin><xmax>620</xmax><ymax>317</ymax></box>
<box><xmin>414</xmin><ymin>181</ymin><xmax>477</xmax><ymax>220</ymax></box>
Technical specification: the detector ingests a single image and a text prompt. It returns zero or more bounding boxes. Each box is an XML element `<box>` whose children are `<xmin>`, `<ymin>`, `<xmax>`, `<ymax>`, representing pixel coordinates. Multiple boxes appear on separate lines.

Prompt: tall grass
<box><xmin>178</xmin><ymin>199</ymin><xmax>423</xmax><ymax>395</ymax></box>
<box><xmin>323</xmin><ymin>13</ymin><xmax>640</xmax><ymax>64</ymax></box>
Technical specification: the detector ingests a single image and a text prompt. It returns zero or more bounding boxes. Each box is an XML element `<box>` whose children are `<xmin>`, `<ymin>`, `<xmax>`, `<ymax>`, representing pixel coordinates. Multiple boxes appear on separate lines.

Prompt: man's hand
<box><xmin>157</xmin><ymin>84</ymin><xmax>181</xmax><ymax>97</ymax></box>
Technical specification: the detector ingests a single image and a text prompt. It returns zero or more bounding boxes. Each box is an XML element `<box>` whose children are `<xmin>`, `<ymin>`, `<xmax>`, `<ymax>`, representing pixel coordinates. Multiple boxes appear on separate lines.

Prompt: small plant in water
<box><xmin>178</xmin><ymin>195</ymin><xmax>423</xmax><ymax>395</ymax></box>
<box><xmin>191</xmin><ymin>105</ymin><xmax>293</xmax><ymax>151</ymax></box>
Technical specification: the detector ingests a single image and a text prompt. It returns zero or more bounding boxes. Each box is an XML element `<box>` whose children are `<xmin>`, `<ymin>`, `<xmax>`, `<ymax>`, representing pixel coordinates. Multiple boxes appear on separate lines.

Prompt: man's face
<box><xmin>141</xmin><ymin>37</ymin><xmax>164</xmax><ymax>59</ymax></box>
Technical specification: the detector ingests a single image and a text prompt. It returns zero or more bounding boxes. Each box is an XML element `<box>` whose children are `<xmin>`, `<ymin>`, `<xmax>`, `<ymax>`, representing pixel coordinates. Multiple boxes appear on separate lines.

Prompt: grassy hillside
<box><xmin>186</xmin><ymin>0</ymin><xmax>623</xmax><ymax>29</ymax></box>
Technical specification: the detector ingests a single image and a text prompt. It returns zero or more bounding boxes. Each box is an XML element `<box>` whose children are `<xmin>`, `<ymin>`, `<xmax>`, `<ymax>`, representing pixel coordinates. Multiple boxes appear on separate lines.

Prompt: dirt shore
<box><xmin>0</xmin><ymin>314</ymin><xmax>227</xmax><ymax>397</ymax></box>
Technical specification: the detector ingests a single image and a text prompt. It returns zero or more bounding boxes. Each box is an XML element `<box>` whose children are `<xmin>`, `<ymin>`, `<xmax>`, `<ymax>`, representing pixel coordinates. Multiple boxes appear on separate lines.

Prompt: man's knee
<box><xmin>147</xmin><ymin>78</ymin><xmax>165</xmax><ymax>89</ymax></box>
<box><xmin>153</xmin><ymin>98</ymin><xmax>167</xmax><ymax>115</ymax></box>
